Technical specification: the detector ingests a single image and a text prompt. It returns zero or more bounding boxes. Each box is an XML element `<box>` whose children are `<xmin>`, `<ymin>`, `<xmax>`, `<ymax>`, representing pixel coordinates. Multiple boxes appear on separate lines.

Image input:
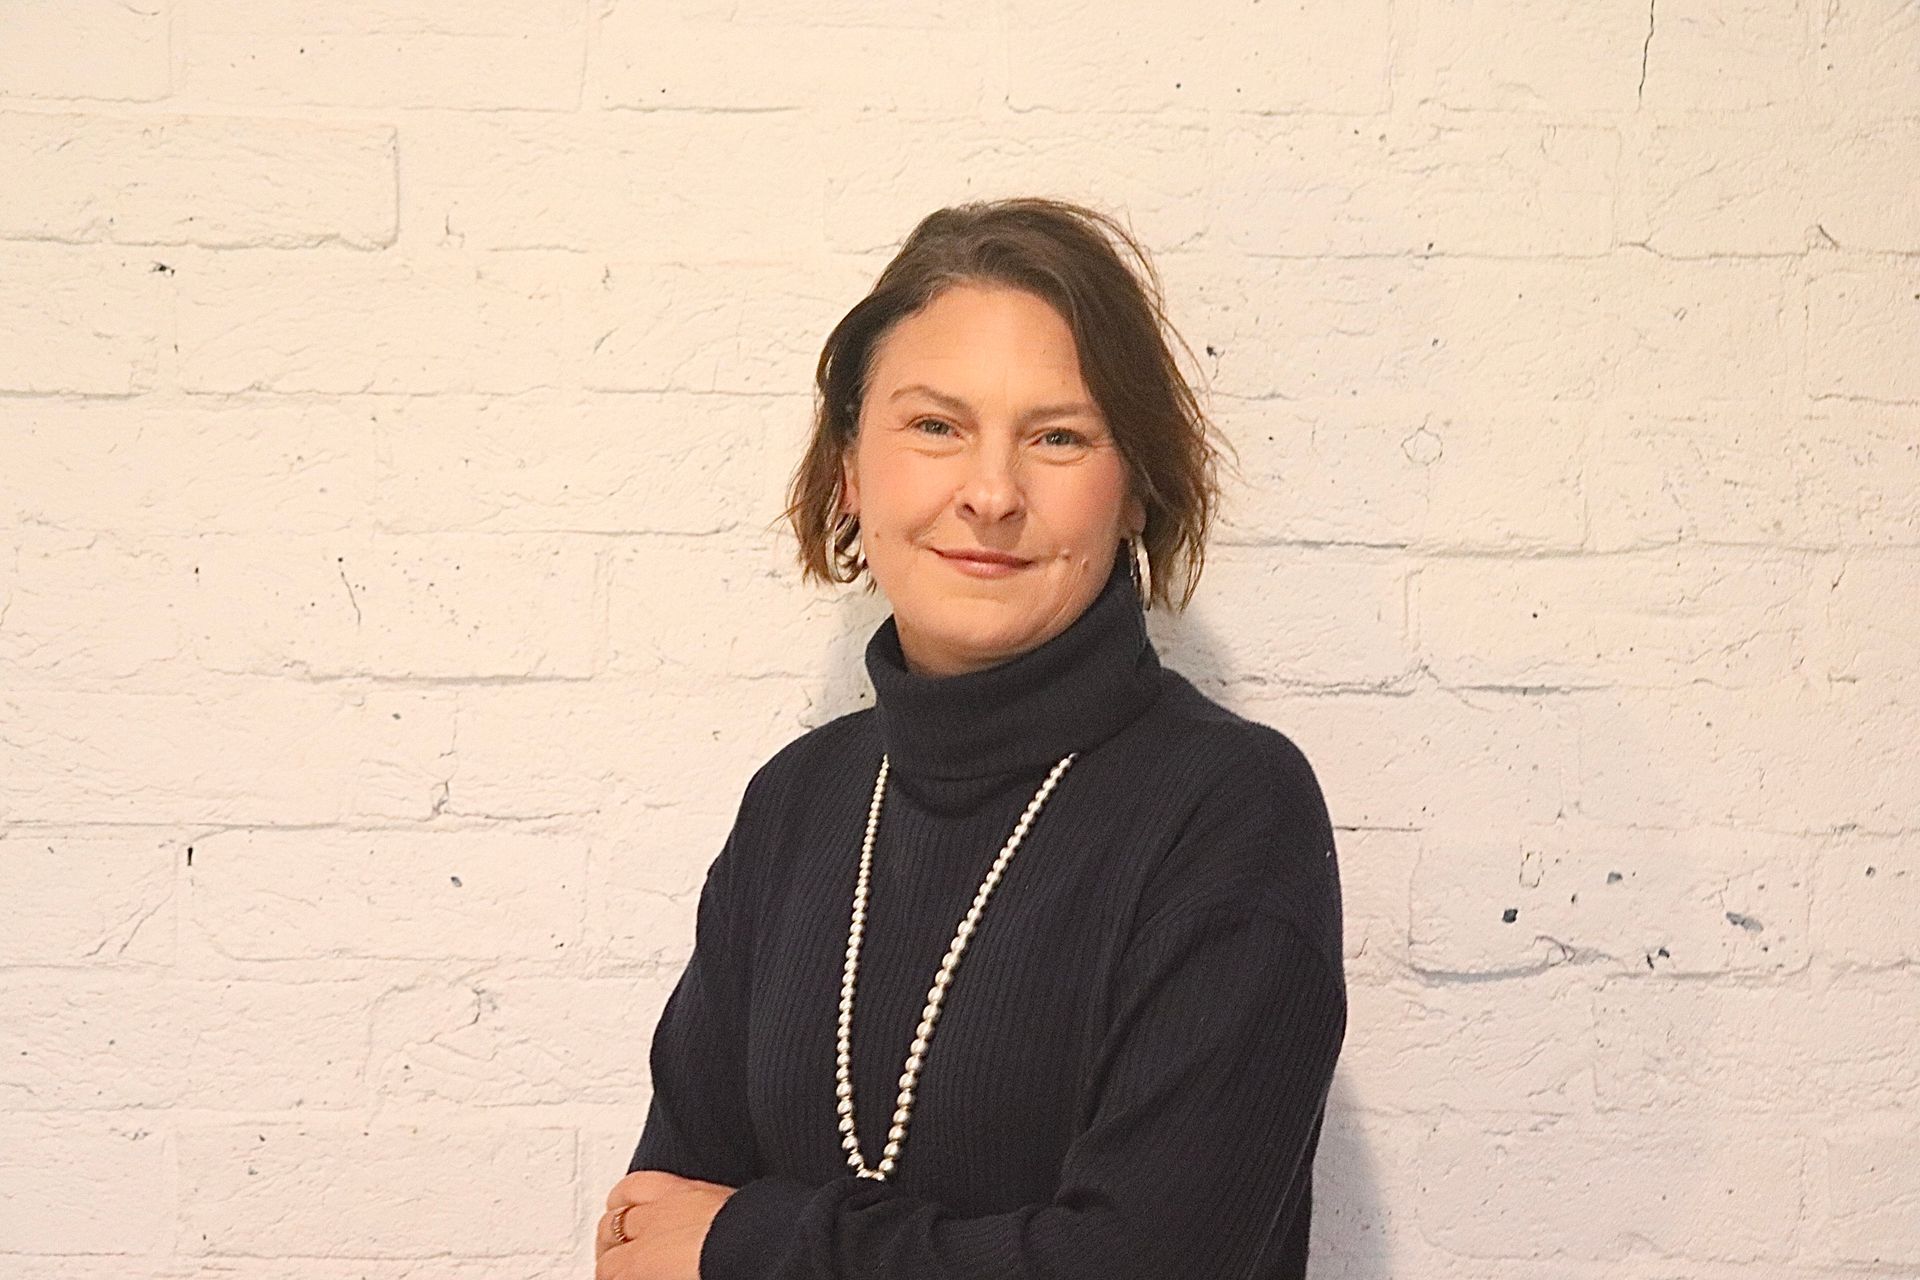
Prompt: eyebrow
<box><xmin>887</xmin><ymin>383</ymin><xmax>1098</xmax><ymax>425</ymax></box>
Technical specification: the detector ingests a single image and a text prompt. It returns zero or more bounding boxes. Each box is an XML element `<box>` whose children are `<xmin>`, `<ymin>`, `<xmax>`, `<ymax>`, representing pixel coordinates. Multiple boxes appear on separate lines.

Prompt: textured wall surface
<box><xmin>3</xmin><ymin>1</ymin><xmax>1917</xmax><ymax>1276</ymax></box>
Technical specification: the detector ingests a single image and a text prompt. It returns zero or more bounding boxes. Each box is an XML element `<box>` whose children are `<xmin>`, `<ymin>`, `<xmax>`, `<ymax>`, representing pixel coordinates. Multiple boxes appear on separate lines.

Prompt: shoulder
<box><xmin>1134</xmin><ymin>671</ymin><xmax>1332</xmax><ymax>832</ymax></box>
<box><xmin>735</xmin><ymin>704</ymin><xmax>878</xmax><ymax>818</ymax></box>
<box><xmin>1122</xmin><ymin>671</ymin><xmax>1343</xmax><ymax>964</ymax></box>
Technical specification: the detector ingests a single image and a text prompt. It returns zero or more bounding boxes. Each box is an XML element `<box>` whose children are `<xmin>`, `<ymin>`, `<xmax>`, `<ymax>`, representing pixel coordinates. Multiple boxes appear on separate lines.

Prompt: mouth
<box><xmin>932</xmin><ymin>547</ymin><xmax>1034</xmax><ymax>575</ymax></box>
<box><xmin>934</xmin><ymin>548</ymin><xmax>1032</xmax><ymax>567</ymax></box>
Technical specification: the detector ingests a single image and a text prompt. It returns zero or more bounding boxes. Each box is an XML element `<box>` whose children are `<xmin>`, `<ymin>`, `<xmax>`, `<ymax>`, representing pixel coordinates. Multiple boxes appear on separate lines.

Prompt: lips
<box><xmin>935</xmin><ymin>548</ymin><xmax>1031</xmax><ymax>567</ymax></box>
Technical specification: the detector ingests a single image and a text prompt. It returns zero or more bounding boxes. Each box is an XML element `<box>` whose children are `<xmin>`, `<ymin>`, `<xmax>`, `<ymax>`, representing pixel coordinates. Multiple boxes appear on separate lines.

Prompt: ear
<box><xmin>838</xmin><ymin>444</ymin><xmax>861</xmax><ymax>518</ymax></box>
<box><xmin>1123</xmin><ymin>492</ymin><xmax>1146</xmax><ymax>539</ymax></box>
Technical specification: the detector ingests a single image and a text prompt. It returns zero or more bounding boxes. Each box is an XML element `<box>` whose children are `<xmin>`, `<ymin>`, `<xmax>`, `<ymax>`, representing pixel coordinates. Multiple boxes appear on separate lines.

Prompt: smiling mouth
<box><xmin>934</xmin><ymin>549</ymin><xmax>1032</xmax><ymax>568</ymax></box>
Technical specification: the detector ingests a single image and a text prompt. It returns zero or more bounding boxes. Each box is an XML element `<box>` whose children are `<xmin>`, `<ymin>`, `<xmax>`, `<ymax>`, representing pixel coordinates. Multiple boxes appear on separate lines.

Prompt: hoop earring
<box><xmin>829</xmin><ymin>513</ymin><xmax>864</xmax><ymax>582</ymax></box>
<box><xmin>1127</xmin><ymin>535</ymin><xmax>1152</xmax><ymax>611</ymax></box>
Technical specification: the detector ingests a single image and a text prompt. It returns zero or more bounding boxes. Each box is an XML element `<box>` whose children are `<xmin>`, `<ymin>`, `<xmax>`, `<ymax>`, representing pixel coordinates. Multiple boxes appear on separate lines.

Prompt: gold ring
<box><xmin>610</xmin><ymin>1204</ymin><xmax>631</xmax><ymax>1245</ymax></box>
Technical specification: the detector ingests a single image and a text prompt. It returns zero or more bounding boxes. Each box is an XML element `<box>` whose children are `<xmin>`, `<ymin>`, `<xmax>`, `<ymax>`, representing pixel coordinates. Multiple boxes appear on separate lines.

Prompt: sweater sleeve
<box><xmin>696</xmin><ymin>894</ymin><xmax>1347</xmax><ymax>1280</ymax></box>
<box><xmin>625</xmin><ymin>822</ymin><xmax>762</xmax><ymax>1188</ymax></box>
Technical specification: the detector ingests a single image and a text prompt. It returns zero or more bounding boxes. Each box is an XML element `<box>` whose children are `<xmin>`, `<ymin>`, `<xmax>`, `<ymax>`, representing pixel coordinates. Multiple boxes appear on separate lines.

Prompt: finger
<box><xmin>606</xmin><ymin>1168</ymin><xmax>679</xmax><ymax>1209</ymax></box>
<box><xmin>597</xmin><ymin>1204</ymin><xmax>639</xmax><ymax>1255</ymax></box>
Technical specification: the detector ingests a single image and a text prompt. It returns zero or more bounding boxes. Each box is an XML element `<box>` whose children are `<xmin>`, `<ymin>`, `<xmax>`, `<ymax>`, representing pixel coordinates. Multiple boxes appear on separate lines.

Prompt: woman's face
<box><xmin>840</xmin><ymin>283</ymin><xmax>1144</xmax><ymax>677</ymax></box>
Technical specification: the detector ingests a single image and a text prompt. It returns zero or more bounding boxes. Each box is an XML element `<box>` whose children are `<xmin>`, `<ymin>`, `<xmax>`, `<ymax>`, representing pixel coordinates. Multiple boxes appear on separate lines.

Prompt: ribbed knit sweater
<box><xmin>627</xmin><ymin>552</ymin><xmax>1348</xmax><ymax>1279</ymax></box>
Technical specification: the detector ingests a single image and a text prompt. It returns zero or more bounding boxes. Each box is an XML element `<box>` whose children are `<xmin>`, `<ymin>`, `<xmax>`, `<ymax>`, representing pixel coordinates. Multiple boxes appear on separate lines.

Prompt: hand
<box><xmin>596</xmin><ymin>1169</ymin><xmax>738</xmax><ymax>1280</ymax></box>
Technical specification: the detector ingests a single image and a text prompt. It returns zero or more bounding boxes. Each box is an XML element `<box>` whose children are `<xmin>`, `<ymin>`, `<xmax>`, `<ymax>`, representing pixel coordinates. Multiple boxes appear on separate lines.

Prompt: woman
<box><xmin>596</xmin><ymin>198</ymin><xmax>1346</xmax><ymax>1280</ymax></box>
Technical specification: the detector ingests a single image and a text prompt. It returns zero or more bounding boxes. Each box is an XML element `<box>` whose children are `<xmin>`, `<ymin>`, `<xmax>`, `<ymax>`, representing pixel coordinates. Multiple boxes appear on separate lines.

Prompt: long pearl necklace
<box><xmin>836</xmin><ymin>751</ymin><xmax>1076</xmax><ymax>1180</ymax></box>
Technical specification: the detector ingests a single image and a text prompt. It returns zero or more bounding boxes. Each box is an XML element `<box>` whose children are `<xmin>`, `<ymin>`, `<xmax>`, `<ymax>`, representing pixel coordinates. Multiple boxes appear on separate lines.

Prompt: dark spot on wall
<box><xmin>1606</xmin><ymin>871</ymin><xmax>1623</xmax><ymax>884</ymax></box>
<box><xmin>1865</xmin><ymin>865</ymin><xmax>1876</xmax><ymax>877</ymax></box>
<box><xmin>1725</xmin><ymin>912</ymin><xmax>1763</xmax><ymax>933</ymax></box>
<box><xmin>186</xmin><ymin>846</ymin><xmax>193</xmax><ymax>867</ymax></box>
<box><xmin>1501</xmin><ymin>907</ymin><xmax>1518</xmax><ymax>923</ymax></box>
<box><xmin>450</xmin><ymin>875</ymin><xmax>463</xmax><ymax>888</ymax></box>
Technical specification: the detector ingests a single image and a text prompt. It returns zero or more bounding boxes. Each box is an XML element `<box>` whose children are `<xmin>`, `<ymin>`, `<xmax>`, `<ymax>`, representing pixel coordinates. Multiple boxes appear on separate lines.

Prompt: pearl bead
<box><xmin>835</xmin><ymin>751</ymin><xmax>1074</xmax><ymax>1181</ymax></box>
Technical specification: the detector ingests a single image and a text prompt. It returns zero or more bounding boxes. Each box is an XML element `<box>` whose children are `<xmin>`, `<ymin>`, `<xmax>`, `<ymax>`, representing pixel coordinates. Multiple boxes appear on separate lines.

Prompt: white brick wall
<box><xmin>2</xmin><ymin>0</ymin><xmax>1914</xmax><ymax>1275</ymax></box>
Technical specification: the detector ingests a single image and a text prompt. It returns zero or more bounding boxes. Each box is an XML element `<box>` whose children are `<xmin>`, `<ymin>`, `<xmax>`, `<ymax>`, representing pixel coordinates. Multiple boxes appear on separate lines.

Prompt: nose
<box><xmin>954</xmin><ymin>441</ymin><xmax>1024</xmax><ymax>525</ymax></box>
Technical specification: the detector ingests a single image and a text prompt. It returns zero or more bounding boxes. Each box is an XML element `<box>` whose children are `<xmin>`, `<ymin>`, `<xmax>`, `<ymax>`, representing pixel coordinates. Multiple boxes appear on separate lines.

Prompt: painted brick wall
<box><xmin>2</xmin><ymin>1</ymin><xmax>1916</xmax><ymax>1276</ymax></box>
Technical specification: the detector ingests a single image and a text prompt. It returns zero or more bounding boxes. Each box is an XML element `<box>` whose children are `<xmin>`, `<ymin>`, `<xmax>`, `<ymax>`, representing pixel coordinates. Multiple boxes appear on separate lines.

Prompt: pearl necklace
<box><xmin>836</xmin><ymin>751</ymin><xmax>1076</xmax><ymax>1180</ymax></box>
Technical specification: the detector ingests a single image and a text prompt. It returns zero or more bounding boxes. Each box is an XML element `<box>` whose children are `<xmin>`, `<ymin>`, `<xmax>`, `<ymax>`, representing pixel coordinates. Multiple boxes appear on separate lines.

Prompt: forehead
<box><xmin>867</xmin><ymin>285</ymin><xmax>1086</xmax><ymax>386</ymax></box>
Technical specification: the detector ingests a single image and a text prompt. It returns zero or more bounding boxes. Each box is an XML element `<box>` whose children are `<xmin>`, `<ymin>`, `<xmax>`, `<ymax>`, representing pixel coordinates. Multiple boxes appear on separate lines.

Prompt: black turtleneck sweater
<box><xmin>627</xmin><ymin>552</ymin><xmax>1347</xmax><ymax>1279</ymax></box>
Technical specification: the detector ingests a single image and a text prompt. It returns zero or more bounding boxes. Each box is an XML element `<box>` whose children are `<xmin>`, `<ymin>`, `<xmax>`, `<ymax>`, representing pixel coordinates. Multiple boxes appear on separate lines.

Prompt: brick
<box><xmin>1811</xmin><ymin>553</ymin><xmax>1920</xmax><ymax>691</ymax></box>
<box><xmin>591</xmin><ymin>12</ymin><xmax>992</xmax><ymax>111</ymax></box>
<box><xmin>402</xmin><ymin>113</ymin><xmax>823</xmax><ymax>255</ymax></box>
<box><xmin>1409</xmin><ymin>824</ymin><xmax>1811</xmax><ymax>977</ymax></box>
<box><xmin>443</xmin><ymin>680</ymin><xmax>812</xmax><ymax>823</ymax></box>
<box><xmin>1</xmin><ymin>391</ymin><xmax>788</xmax><ymax>539</ymax></box>
<box><xmin>615</xmin><ymin>0</ymin><xmax>979</xmax><ymax>24</ymax></box>
<box><xmin>1585</xmin><ymin>404</ymin><xmax>1920</xmax><ymax>551</ymax></box>
<box><xmin>1399</xmin><ymin>0</ymin><xmax>1649</xmax><ymax>112</ymax></box>
<box><xmin>1569</xmin><ymin>683</ymin><xmax>1919</xmax><ymax>833</ymax></box>
<box><xmin>0</xmin><ymin>396</ymin><xmax>385</xmax><ymax>534</ymax></box>
<box><xmin>1169</xmin><ymin>543</ymin><xmax>1413</xmax><ymax>688</ymax></box>
<box><xmin>1175</xmin><ymin>257</ymin><xmax>1793</xmax><ymax>405</ymax></box>
<box><xmin>1643</xmin><ymin>118</ymin><xmax>1920</xmax><ymax>256</ymax></box>
<box><xmin>0</xmin><ymin>687</ymin><xmax>455</xmax><ymax>825</ymax></box>
<box><xmin>0</xmin><ymin>0</ymin><xmax>168</xmax><ymax>101</ymax></box>
<box><xmin>0</xmin><ymin>1119</ymin><xmax>169</xmax><ymax>1253</ymax></box>
<box><xmin>1416</xmin><ymin>1113</ymin><xmax>1804</xmax><ymax>1262</ymax></box>
<box><xmin>1334</xmin><ymin>828</ymin><xmax>1420</xmax><ymax>978</ymax></box>
<box><xmin>0</xmin><ymin>529</ymin><xmax>192</xmax><ymax>687</ymax></box>
<box><xmin>1808</xmin><ymin>265</ymin><xmax>1920</xmax><ymax>403</ymax></box>
<box><xmin>0</xmin><ymin>245</ymin><xmax>166</xmax><ymax>394</ymax></box>
<box><xmin>1638</xmin><ymin>0</ymin><xmax>1813</xmax><ymax>111</ymax></box>
<box><xmin>174</xmin><ymin>1</ymin><xmax>584</xmax><ymax>110</ymax></box>
<box><xmin>1583</xmin><ymin>408</ymin><xmax>1810</xmax><ymax>550</ymax></box>
<box><xmin>1006</xmin><ymin>0</ymin><xmax>1392</xmax><ymax>114</ymax></box>
<box><xmin>1813</xmin><ymin>832</ymin><xmax>1919</xmax><ymax>969</ymax></box>
<box><xmin>1597</xmin><ymin>256</ymin><xmax>1796</xmax><ymax>403</ymax></box>
<box><xmin>1812</xmin><ymin>0</ymin><xmax>1920</xmax><ymax>119</ymax></box>
<box><xmin>176</xmin><ymin>249</ymin><xmax>584</xmax><ymax>394</ymax></box>
<box><xmin>821</xmin><ymin>115</ymin><xmax>1210</xmax><ymax>258</ymax></box>
<box><xmin>0</xmin><ymin>112</ymin><xmax>395</xmax><ymax>248</ymax></box>
<box><xmin>381</xmin><ymin>390</ymin><xmax>793</xmax><ymax>536</ymax></box>
<box><xmin>1823</xmin><ymin>1120</ymin><xmax>1920</xmax><ymax>1266</ymax></box>
<box><xmin>177</xmin><ymin>1124</ymin><xmax>574</xmax><ymax>1257</ymax></box>
<box><xmin>1211</xmin><ymin>120</ymin><xmax>1616</xmax><ymax>257</ymax></box>
<box><xmin>0</xmin><ymin>976</ymin><xmax>369</xmax><ymax>1110</ymax></box>
<box><xmin>605</xmin><ymin>534</ymin><xmax>874</xmax><ymax>682</ymax></box>
<box><xmin>1215</xmin><ymin>396</ymin><xmax>1587</xmax><ymax>552</ymax></box>
<box><xmin>1230</xmin><ymin>686</ymin><xmax>1576</xmax><ymax>830</ymax></box>
<box><xmin>1413</xmin><ymin>549</ymin><xmax>1806</xmax><ymax>690</ymax></box>
<box><xmin>368</xmin><ymin>975</ymin><xmax>664</xmax><ymax>1105</ymax></box>
<box><xmin>189</xmin><ymin>532</ymin><xmax>604</xmax><ymax>679</ymax></box>
<box><xmin>1594</xmin><ymin>971</ymin><xmax>1919</xmax><ymax>1113</ymax></box>
<box><xmin>1799</xmin><ymin>403</ymin><xmax>1920</xmax><ymax>547</ymax></box>
<box><xmin>183</xmin><ymin>828</ymin><xmax>587</xmax><ymax>965</ymax></box>
<box><xmin>581</xmin><ymin>256</ymin><xmax>874</xmax><ymax>394</ymax></box>
<box><xmin>1340</xmin><ymin>970</ymin><xmax>1594</xmax><ymax>1113</ymax></box>
<box><xmin>0</xmin><ymin>830</ymin><xmax>174</xmax><ymax>967</ymax></box>
<box><xmin>587</xmin><ymin>798</ymin><xmax>736</xmax><ymax>970</ymax></box>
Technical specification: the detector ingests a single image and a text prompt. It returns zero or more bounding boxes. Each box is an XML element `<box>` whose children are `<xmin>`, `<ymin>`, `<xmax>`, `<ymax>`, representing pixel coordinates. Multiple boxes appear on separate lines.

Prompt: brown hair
<box><xmin>783</xmin><ymin>196</ymin><xmax>1227</xmax><ymax>611</ymax></box>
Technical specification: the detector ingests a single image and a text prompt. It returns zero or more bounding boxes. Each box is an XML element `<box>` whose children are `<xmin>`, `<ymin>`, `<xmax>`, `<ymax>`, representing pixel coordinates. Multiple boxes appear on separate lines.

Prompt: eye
<box><xmin>1039</xmin><ymin>427</ymin><xmax>1089</xmax><ymax>448</ymax></box>
<box><xmin>910</xmin><ymin>416</ymin><xmax>956</xmax><ymax>437</ymax></box>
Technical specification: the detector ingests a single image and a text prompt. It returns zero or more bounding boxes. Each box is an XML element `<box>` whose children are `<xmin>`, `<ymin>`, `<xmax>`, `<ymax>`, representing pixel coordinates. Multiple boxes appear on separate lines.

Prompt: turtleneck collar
<box><xmin>863</xmin><ymin>547</ymin><xmax>1165</xmax><ymax>781</ymax></box>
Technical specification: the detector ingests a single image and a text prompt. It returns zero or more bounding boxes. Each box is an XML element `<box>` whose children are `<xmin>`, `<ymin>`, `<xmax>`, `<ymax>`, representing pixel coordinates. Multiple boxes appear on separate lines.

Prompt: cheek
<box><xmin>1047</xmin><ymin>466</ymin><xmax>1132</xmax><ymax>542</ymax></box>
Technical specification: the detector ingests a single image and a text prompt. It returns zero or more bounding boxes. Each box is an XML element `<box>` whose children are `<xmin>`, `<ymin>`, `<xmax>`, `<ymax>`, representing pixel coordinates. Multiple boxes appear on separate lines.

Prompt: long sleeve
<box><xmin>626</xmin><ymin>824</ymin><xmax>762</xmax><ymax>1188</ymax></box>
<box><xmin>696</xmin><ymin>889</ymin><xmax>1347</xmax><ymax>1280</ymax></box>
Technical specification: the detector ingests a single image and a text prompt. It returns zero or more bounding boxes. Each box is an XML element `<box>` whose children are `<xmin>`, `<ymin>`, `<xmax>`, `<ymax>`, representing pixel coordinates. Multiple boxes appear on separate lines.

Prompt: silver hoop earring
<box><xmin>1127</xmin><ymin>535</ymin><xmax>1152</xmax><ymax>611</ymax></box>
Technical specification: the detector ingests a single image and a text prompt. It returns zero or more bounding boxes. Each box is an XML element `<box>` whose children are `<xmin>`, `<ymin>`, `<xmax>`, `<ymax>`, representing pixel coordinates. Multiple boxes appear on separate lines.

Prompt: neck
<box><xmin>863</xmin><ymin>548</ymin><xmax>1163</xmax><ymax>781</ymax></box>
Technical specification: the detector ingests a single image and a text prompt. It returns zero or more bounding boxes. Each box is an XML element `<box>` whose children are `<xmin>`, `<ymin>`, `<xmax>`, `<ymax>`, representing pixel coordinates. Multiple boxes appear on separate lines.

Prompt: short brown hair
<box><xmin>783</xmin><ymin>197</ymin><xmax>1226</xmax><ymax>611</ymax></box>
